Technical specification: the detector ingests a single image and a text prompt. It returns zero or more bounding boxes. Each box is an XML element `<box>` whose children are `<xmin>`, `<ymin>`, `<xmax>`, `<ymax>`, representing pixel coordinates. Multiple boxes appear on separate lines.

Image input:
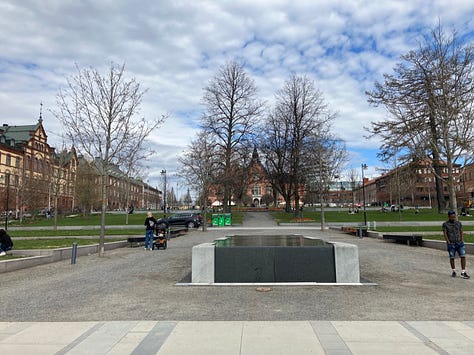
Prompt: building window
<box><xmin>251</xmin><ymin>186</ymin><xmax>261</xmax><ymax>196</ymax></box>
<box><xmin>6</xmin><ymin>154</ymin><xmax>11</xmax><ymax>166</ymax></box>
<box><xmin>16</xmin><ymin>157</ymin><xmax>20</xmax><ymax>168</ymax></box>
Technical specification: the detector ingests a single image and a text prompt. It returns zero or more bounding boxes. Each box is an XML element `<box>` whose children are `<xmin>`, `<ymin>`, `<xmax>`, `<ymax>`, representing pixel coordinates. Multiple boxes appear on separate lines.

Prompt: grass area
<box><xmin>12</xmin><ymin>238</ymin><xmax>125</xmax><ymax>250</ymax></box>
<box><xmin>9</xmin><ymin>212</ymin><xmax>156</xmax><ymax>227</ymax></box>
<box><xmin>6</xmin><ymin>210</ymin><xmax>245</xmax><ymax>238</ymax></box>
<box><xmin>228</xmin><ymin>211</ymin><xmax>244</xmax><ymax>224</ymax></box>
<box><xmin>272</xmin><ymin>208</ymin><xmax>465</xmax><ymax>223</ymax></box>
<box><xmin>8</xmin><ymin>229</ymin><xmax>143</xmax><ymax>238</ymax></box>
<box><xmin>9</xmin><ymin>210</ymin><xmax>246</xmax><ymax>228</ymax></box>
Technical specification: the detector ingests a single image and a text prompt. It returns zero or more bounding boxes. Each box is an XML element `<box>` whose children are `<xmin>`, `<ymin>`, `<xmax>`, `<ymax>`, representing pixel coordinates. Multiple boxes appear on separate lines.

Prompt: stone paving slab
<box><xmin>1</xmin><ymin>321</ymin><xmax>474</xmax><ymax>354</ymax></box>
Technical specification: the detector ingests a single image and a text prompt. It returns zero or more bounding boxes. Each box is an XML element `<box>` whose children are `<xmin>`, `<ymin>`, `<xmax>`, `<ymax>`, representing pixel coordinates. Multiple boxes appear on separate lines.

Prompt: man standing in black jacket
<box><xmin>144</xmin><ymin>212</ymin><xmax>157</xmax><ymax>251</ymax></box>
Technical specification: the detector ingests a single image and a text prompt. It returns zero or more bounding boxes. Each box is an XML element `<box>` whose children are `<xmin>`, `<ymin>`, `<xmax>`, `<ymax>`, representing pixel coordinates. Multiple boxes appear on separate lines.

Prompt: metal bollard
<box><xmin>358</xmin><ymin>226</ymin><xmax>363</xmax><ymax>238</ymax></box>
<box><xmin>373</xmin><ymin>221</ymin><xmax>376</xmax><ymax>230</ymax></box>
<box><xmin>71</xmin><ymin>242</ymin><xmax>78</xmax><ymax>264</ymax></box>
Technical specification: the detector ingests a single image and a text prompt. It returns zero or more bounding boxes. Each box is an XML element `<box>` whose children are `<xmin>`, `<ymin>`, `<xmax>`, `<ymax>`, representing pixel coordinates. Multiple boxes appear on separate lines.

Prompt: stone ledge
<box><xmin>0</xmin><ymin>241</ymin><xmax>128</xmax><ymax>273</ymax></box>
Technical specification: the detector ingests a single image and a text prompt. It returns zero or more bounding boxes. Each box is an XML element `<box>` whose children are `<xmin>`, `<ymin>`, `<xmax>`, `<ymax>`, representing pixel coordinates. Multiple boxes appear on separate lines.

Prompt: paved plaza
<box><xmin>1</xmin><ymin>212</ymin><xmax>474</xmax><ymax>354</ymax></box>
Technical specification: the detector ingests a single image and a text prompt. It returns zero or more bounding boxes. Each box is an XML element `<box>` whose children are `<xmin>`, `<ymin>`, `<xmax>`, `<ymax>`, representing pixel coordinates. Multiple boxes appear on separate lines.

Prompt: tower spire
<box><xmin>39</xmin><ymin>102</ymin><xmax>43</xmax><ymax>123</ymax></box>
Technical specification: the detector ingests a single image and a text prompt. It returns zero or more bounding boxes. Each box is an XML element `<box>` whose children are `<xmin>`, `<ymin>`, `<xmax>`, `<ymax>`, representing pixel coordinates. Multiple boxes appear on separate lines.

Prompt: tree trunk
<box><xmin>99</xmin><ymin>172</ymin><xmax>107</xmax><ymax>257</ymax></box>
<box><xmin>446</xmin><ymin>158</ymin><xmax>458</xmax><ymax>212</ymax></box>
<box><xmin>293</xmin><ymin>183</ymin><xmax>300</xmax><ymax>217</ymax></box>
<box><xmin>432</xmin><ymin>160</ymin><xmax>445</xmax><ymax>212</ymax></box>
<box><xmin>53</xmin><ymin>194</ymin><xmax>58</xmax><ymax>231</ymax></box>
<box><xmin>285</xmin><ymin>194</ymin><xmax>292</xmax><ymax>213</ymax></box>
<box><xmin>320</xmin><ymin>191</ymin><xmax>325</xmax><ymax>230</ymax></box>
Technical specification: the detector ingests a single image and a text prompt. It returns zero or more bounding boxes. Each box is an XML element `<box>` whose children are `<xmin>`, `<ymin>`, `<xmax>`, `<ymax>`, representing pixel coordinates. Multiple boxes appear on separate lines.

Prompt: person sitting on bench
<box><xmin>0</xmin><ymin>229</ymin><xmax>13</xmax><ymax>256</ymax></box>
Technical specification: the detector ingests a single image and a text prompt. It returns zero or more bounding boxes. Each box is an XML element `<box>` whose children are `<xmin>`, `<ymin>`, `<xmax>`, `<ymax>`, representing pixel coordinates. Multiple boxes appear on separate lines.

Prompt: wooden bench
<box><xmin>383</xmin><ymin>234</ymin><xmax>423</xmax><ymax>246</ymax></box>
<box><xmin>341</xmin><ymin>226</ymin><xmax>367</xmax><ymax>237</ymax></box>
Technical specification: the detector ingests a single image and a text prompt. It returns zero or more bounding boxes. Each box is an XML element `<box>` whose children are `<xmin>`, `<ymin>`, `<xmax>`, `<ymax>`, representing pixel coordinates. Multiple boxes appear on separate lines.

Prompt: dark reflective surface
<box><xmin>214</xmin><ymin>234</ymin><xmax>328</xmax><ymax>247</ymax></box>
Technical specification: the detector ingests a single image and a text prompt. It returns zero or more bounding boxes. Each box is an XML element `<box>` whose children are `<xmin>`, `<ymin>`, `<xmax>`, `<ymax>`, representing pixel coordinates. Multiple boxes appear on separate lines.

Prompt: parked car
<box><xmin>156</xmin><ymin>213</ymin><xmax>202</xmax><ymax>229</ymax></box>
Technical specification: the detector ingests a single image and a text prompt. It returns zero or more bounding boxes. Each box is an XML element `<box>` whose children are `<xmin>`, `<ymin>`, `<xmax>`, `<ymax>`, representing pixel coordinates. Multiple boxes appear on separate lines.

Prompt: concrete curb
<box><xmin>364</xmin><ymin>230</ymin><xmax>474</xmax><ymax>254</ymax></box>
<box><xmin>0</xmin><ymin>241</ymin><xmax>128</xmax><ymax>273</ymax></box>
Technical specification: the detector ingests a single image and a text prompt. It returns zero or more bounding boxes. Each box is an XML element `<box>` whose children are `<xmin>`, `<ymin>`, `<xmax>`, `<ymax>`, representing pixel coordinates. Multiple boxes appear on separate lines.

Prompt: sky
<box><xmin>1</xmin><ymin>0</ymin><xmax>474</xmax><ymax>199</ymax></box>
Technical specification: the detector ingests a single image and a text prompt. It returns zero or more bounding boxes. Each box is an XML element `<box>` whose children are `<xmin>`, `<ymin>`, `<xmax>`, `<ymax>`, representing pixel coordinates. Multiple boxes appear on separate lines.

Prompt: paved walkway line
<box><xmin>2</xmin><ymin>321</ymin><xmax>474</xmax><ymax>354</ymax></box>
<box><xmin>55</xmin><ymin>322</ymin><xmax>105</xmax><ymax>355</ymax></box>
<box><xmin>400</xmin><ymin>321</ymin><xmax>449</xmax><ymax>355</ymax></box>
<box><xmin>130</xmin><ymin>321</ymin><xmax>177</xmax><ymax>355</ymax></box>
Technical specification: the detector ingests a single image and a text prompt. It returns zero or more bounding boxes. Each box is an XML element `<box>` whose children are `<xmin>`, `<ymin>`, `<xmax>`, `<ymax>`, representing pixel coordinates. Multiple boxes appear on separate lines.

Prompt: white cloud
<box><xmin>1</xmin><ymin>0</ymin><xmax>474</xmax><ymax>189</ymax></box>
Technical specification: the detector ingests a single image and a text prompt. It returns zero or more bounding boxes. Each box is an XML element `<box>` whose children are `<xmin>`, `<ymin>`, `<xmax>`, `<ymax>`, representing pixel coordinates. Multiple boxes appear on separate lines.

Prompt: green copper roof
<box><xmin>0</xmin><ymin>122</ymin><xmax>40</xmax><ymax>143</ymax></box>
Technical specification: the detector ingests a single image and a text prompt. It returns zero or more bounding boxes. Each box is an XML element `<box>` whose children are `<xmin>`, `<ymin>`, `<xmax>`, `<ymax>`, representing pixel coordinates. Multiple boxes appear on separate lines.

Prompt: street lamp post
<box><xmin>161</xmin><ymin>169</ymin><xmax>167</xmax><ymax>218</ymax></box>
<box><xmin>361</xmin><ymin>164</ymin><xmax>367</xmax><ymax>228</ymax></box>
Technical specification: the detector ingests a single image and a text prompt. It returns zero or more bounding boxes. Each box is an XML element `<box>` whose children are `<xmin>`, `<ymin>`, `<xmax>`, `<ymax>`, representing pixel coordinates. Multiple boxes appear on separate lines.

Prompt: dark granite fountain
<box><xmin>192</xmin><ymin>234</ymin><xmax>360</xmax><ymax>284</ymax></box>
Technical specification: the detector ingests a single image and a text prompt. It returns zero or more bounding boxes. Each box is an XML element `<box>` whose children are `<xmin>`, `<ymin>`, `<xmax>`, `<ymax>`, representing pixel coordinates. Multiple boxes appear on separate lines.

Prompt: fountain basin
<box><xmin>192</xmin><ymin>235</ymin><xmax>360</xmax><ymax>284</ymax></box>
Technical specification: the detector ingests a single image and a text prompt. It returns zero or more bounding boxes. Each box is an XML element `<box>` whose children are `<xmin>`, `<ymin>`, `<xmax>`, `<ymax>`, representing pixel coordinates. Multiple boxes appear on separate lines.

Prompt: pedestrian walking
<box><xmin>144</xmin><ymin>212</ymin><xmax>157</xmax><ymax>250</ymax></box>
<box><xmin>442</xmin><ymin>210</ymin><xmax>470</xmax><ymax>279</ymax></box>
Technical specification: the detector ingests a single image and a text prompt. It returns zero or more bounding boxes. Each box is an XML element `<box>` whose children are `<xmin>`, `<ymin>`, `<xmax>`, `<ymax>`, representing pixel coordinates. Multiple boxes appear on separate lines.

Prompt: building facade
<box><xmin>0</xmin><ymin>119</ymin><xmax>77</xmax><ymax>216</ymax></box>
<box><xmin>207</xmin><ymin>148</ymin><xmax>303</xmax><ymax>209</ymax></box>
<box><xmin>0</xmin><ymin>119</ymin><xmax>161</xmax><ymax>218</ymax></box>
<box><xmin>348</xmin><ymin>160</ymin><xmax>463</xmax><ymax>209</ymax></box>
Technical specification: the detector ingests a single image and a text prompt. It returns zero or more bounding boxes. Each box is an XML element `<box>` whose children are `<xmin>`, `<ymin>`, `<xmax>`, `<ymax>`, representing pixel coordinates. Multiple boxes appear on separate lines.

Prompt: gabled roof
<box><xmin>0</xmin><ymin>122</ymin><xmax>41</xmax><ymax>142</ymax></box>
<box><xmin>0</xmin><ymin>120</ymin><xmax>46</xmax><ymax>150</ymax></box>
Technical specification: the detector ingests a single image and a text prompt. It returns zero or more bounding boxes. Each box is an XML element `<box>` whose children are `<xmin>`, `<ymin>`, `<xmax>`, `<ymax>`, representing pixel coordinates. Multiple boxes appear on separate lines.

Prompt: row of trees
<box><xmin>367</xmin><ymin>24</ymin><xmax>474</xmax><ymax>213</ymax></box>
<box><xmin>179</xmin><ymin>61</ymin><xmax>348</xmax><ymax>217</ymax></box>
<box><xmin>181</xmin><ymin>23</ymin><xmax>474</xmax><ymax>218</ymax></box>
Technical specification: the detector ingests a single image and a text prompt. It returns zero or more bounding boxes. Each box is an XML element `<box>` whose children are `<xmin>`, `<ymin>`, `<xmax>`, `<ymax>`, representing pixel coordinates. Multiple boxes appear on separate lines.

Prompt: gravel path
<box><xmin>1</xmin><ymin>212</ymin><xmax>472</xmax><ymax>321</ymax></box>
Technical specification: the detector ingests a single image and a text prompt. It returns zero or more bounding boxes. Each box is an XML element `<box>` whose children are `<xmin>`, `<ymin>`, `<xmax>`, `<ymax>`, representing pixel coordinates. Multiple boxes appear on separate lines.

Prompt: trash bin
<box><xmin>224</xmin><ymin>213</ymin><xmax>232</xmax><ymax>226</ymax></box>
<box><xmin>218</xmin><ymin>214</ymin><xmax>225</xmax><ymax>226</ymax></box>
<box><xmin>212</xmin><ymin>214</ymin><xmax>219</xmax><ymax>227</ymax></box>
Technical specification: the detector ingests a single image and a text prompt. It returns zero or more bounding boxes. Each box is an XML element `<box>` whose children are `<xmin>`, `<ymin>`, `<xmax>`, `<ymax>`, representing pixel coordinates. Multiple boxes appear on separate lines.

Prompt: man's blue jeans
<box><xmin>145</xmin><ymin>229</ymin><xmax>154</xmax><ymax>249</ymax></box>
<box><xmin>0</xmin><ymin>243</ymin><xmax>12</xmax><ymax>252</ymax></box>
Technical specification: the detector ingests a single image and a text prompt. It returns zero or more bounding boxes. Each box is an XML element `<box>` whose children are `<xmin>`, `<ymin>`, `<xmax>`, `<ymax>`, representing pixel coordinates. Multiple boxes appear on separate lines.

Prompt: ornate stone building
<box><xmin>0</xmin><ymin>118</ymin><xmax>161</xmax><ymax>218</ymax></box>
<box><xmin>0</xmin><ymin>118</ymin><xmax>77</xmax><ymax>216</ymax></box>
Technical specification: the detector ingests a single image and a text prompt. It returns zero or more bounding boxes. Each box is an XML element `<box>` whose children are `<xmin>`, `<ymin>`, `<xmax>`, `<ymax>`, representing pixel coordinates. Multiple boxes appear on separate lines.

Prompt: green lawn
<box><xmin>9</xmin><ymin>210</ymin><xmax>246</xmax><ymax>229</ymax></box>
<box><xmin>8</xmin><ymin>229</ymin><xmax>143</xmax><ymax>238</ymax></box>
<box><xmin>9</xmin><ymin>212</ymin><xmax>155</xmax><ymax>227</ymax></box>
<box><xmin>272</xmin><ymin>208</ymin><xmax>460</xmax><ymax>223</ymax></box>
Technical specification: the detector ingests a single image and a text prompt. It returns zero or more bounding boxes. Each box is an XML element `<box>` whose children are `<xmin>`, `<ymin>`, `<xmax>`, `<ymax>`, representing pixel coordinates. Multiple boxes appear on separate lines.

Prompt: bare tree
<box><xmin>347</xmin><ymin>168</ymin><xmax>359</xmax><ymax>211</ymax></box>
<box><xmin>179</xmin><ymin>131</ymin><xmax>219</xmax><ymax>231</ymax></box>
<box><xmin>305</xmin><ymin>133</ymin><xmax>347</xmax><ymax>229</ymax></box>
<box><xmin>54</xmin><ymin>63</ymin><xmax>164</xmax><ymax>256</ymax></box>
<box><xmin>119</xmin><ymin>133</ymin><xmax>157</xmax><ymax>225</ymax></box>
<box><xmin>48</xmin><ymin>147</ymin><xmax>77</xmax><ymax>229</ymax></box>
<box><xmin>76</xmin><ymin>158</ymin><xmax>100</xmax><ymax>215</ymax></box>
<box><xmin>182</xmin><ymin>188</ymin><xmax>193</xmax><ymax>209</ymax></box>
<box><xmin>367</xmin><ymin>24</ymin><xmax>474</xmax><ymax>212</ymax></box>
<box><xmin>201</xmin><ymin>60</ymin><xmax>264</xmax><ymax>212</ymax></box>
<box><xmin>260</xmin><ymin>74</ymin><xmax>335</xmax><ymax>214</ymax></box>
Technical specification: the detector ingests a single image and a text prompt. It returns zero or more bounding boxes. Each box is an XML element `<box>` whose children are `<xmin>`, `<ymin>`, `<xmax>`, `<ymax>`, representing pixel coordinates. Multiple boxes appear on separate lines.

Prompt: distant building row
<box><xmin>0</xmin><ymin>119</ymin><xmax>161</xmax><ymax>217</ymax></box>
<box><xmin>207</xmin><ymin>147</ymin><xmax>474</xmax><ymax>210</ymax></box>
<box><xmin>350</xmin><ymin>160</ymin><xmax>474</xmax><ymax>209</ymax></box>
